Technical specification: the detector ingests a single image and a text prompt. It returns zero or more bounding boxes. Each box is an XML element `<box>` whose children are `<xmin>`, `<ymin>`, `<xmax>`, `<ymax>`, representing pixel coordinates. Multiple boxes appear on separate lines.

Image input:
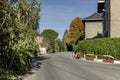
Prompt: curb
<box><xmin>80</xmin><ymin>58</ymin><xmax>120</xmax><ymax>64</ymax></box>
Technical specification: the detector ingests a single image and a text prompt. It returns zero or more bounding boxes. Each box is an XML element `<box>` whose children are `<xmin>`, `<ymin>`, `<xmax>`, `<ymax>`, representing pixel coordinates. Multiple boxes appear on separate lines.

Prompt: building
<box><xmin>98</xmin><ymin>0</ymin><xmax>120</xmax><ymax>37</ymax></box>
<box><xmin>36</xmin><ymin>36</ymin><xmax>47</xmax><ymax>55</ymax></box>
<box><xmin>83</xmin><ymin>13</ymin><xmax>103</xmax><ymax>39</ymax></box>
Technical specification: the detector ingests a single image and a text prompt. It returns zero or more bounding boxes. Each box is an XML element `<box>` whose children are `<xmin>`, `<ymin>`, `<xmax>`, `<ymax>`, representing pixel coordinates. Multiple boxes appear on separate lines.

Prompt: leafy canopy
<box><xmin>41</xmin><ymin>29</ymin><xmax>59</xmax><ymax>39</ymax></box>
<box><xmin>64</xmin><ymin>17</ymin><xmax>84</xmax><ymax>45</ymax></box>
<box><xmin>41</xmin><ymin>29</ymin><xmax>59</xmax><ymax>53</ymax></box>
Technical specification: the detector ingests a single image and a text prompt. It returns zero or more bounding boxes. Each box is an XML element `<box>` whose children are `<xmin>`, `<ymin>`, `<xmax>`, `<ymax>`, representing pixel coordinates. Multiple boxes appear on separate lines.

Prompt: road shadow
<box><xmin>27</xmin><ymin>55</ymin><xmax>49</xmax><ymax>74</ymax></box>
<box><xmin>17</xmin><ymin>55</ymin><xmax>49</xmax><ymax>80</ymax></box>
<box><xmin>34</xmin><ymin>55</ymin><xmax>49</xmax><ymax>61</ymax></box>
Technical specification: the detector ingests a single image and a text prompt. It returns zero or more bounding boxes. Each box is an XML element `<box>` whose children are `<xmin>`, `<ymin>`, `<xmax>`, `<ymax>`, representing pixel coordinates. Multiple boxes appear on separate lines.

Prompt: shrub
<box><xmin>77</xmin><ymin>38</ymin><xmax>120</xmax><ymax>58</ymax></box>
<box><xmin>0</xmin><ymin>0</ymin><xmax>40</xmax><ymax>78</ymax></box>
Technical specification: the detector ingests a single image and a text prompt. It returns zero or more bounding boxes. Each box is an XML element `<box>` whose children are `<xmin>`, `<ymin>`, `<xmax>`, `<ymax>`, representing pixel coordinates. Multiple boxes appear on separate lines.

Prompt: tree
<box><xmin>41</xmin><ymin>29</ymin><xmax>59</xmax><ymax>53</ymax></box>
<box><xmin>0</xmin><ymin>0</ymin><xmax>41</xmax><ymax>78</ymax></box>
<box><xmin>55</xmin><ymin>38</ymin><xmax>66</xmax><ymax>52</ymax></box>
<box><xmin>68</xmin><ymin>17</ymin><xmax>84</xmax><ymax>45</ymax></box>
<box><xmin>63</xmin><ymin>29</ymin><xmax>68</xmax><ymax>43</ymax></box>
<box><xmin>41</xmin><ymin>29</ymin><xmax>58</xmax><ymax>39</ymax></box>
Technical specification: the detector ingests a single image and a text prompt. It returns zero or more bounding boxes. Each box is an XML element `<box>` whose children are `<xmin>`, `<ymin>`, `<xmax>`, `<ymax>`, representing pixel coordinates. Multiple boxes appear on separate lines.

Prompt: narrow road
<box><xmin>24</xmin><ymin>52</ymin><xmax>120</xmax><ymax>80</ymax></box>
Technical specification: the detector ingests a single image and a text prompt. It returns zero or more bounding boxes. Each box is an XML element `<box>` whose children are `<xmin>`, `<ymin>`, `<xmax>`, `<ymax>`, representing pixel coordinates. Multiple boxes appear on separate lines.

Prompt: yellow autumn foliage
<box><xmin>67</xmin><ymin>17</ymin><xmax>84</xmax><ymax>45</ymax></box>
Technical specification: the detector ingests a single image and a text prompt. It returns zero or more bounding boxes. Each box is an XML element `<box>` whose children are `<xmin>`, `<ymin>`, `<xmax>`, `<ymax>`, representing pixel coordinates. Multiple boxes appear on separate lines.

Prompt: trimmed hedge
<box><xmin>77</xmin><ymin>38</ymin><xmax>120</xmax><ymax>59</ymax></box>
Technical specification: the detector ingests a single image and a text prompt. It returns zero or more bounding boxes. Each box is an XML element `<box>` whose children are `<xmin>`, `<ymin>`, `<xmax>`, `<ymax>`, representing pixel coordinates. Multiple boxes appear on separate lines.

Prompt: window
<box><xmin>97</xmin><ymin>31</ymin><xmax>103</xmax><ymax>36</ymax></box>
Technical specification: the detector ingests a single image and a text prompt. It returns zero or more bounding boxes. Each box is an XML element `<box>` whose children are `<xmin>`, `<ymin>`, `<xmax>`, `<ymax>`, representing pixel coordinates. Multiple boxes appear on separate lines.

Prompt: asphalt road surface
<box><xmin>24</xmin><ymin>52</ymin><xmax>120</xmax><ymax>80</ymax></box>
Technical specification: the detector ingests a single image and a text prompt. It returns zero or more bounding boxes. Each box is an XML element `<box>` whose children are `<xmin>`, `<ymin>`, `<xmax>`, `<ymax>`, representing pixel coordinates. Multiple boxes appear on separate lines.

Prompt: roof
<box><xmin>83</xmin><ymin>13</ymin><xmax>103</xmax><ymax>21</ymax></box>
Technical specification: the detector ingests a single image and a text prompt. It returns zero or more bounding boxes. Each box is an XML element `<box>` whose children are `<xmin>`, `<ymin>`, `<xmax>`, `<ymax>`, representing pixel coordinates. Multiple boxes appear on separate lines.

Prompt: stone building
<box><xmin>98</xmin><ymin>0</ymin><xmax>120</xmax><ymax>37</ymax></box>
<box><xmin>83</xmin><ymin>13</ymin><xmax>103</xmax><ymax>39</ymax></box>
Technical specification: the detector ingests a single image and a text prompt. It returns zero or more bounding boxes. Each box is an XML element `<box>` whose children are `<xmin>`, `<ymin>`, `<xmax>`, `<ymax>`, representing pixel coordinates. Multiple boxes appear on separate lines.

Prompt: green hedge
<box><xmin>77</xmin><ymin>38</ymin><xmax>120</xmax><ymax>59</ymax></box>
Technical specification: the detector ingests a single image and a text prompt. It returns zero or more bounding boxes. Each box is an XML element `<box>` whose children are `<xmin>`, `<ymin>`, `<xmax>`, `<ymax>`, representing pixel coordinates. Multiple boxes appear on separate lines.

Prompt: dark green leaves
<box><xmin>41</xmin><ymin>29</ymin><xmax>59</xmax><ymax>53</ymax></box>
<box><xmin>77</xmin><ymin>38</ymin><xmax>120</xmax><ymax>59</ymax></box>
<box><xmin>0</xmin><ymin>0</ymin><xmax>41</xmax><ymax>78</ymax></box>
<box><xmin>41</xmin><ymin>29</ymin><xmax>59</xmax><ymax>39</ymax></box>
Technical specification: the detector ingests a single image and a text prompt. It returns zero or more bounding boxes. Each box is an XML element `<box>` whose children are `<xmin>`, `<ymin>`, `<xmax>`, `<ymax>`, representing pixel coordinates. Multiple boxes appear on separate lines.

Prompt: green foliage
<box><xmin>0</xmin><ymin>0</ymin><xmax>41</xmax><ymax>78</ymax></box>
<box><xmin>41</xmin><ymin>29</ymin><xmax>59</xmax><ymax>53</ymax></box>
<box><xmin>41</xmin><ymin>29</ymin><xmax>59</xmax><ymax>39</ymax></box>
<box><xmin>0</xmin><ymin>68</ymin><xmax>15</xmax><ymax>80</ymax></box>
<box><xmin>62</xmin><ymin>29</ymin><xmax>68</xmax><ymax>43</ymax></box>
<box><xmin>55</xmin><ymin>38</ymin><xmax>66</xmax><ymax>52</ymax></box>
<box><xmin>77</xmin><ymin>38</ymin><xmax>120</xmax><ymax>59</ymax></box>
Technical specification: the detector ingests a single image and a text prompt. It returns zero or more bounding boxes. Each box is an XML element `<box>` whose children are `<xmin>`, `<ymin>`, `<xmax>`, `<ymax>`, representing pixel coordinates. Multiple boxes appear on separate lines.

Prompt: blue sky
<box><xmin>39</xmin><ymin>0</ymin><xmax>98</xmax><ymax>38</ymax></box>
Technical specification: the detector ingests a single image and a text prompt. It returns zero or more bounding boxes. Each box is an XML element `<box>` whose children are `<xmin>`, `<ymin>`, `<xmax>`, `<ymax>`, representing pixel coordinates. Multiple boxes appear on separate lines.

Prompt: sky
<box><xmin>39</xmin><ymin>0</ymin><xmax>98</xmax><ymax>38</ymax></box>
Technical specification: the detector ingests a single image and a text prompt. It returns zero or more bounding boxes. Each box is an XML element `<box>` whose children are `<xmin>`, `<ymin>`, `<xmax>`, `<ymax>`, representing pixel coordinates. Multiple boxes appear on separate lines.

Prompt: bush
<box><xmin>0</xmin><ymin>0</ymin><xmax>40</xmax><ymax>78</ymax></box>
<box><xmin>77</xmin><ymin>38</ymin><xmax>120</xmax><ymax>58</ymax></box>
